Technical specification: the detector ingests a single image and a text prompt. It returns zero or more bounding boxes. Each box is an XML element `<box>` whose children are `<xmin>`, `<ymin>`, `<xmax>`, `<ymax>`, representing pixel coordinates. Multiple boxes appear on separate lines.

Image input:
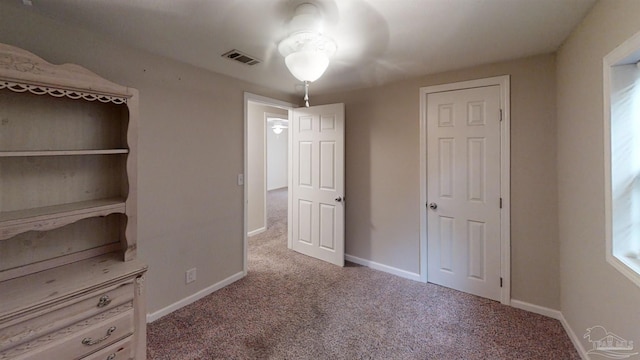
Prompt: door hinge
<box><xmin>499</xmin><ymin>109</ymin><xmax>503</xmax><ymax>122</ymax></box>
<box><xmin>500</xmin><ymin>277</ymin><xmax>503</xmax><ymax>287</ymax></box>
<box><xmin>499</xmin><ymin>197</ymin><xmax>502</xmax><ymax>209</ymax></box>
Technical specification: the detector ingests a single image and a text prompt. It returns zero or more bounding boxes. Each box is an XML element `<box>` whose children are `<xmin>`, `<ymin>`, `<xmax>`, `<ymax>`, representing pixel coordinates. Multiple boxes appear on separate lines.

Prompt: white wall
<box><xmin>247</xmin><ymin>103</ymin><xmax>287</xmax><ymax>235</ymax></box>
<box><xmin>557</xmin><ymin>0</ymin><xmax>640</xmax><ymax>353</ymax></box>
<box><xmin>0</xmin><ymin>2</ymin><xmax>296</xmax><ymax>315</ymax></box>
<box><xmin>267</xmin><ymin>126</ymin><xmax>288</xmax><ymax>190</ymax></box>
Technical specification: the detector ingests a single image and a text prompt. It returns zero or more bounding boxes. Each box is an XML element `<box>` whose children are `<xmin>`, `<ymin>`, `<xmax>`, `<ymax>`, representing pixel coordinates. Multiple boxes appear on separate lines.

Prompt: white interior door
<box><xmin>290</xmin><ymin>103</ymin><xmax>345</xmax><ymax>266</ymax></box>
<box><xmin>427</xmin><ymin>85</ymin><xmax>502</xmax><ymax>301</ymax></box>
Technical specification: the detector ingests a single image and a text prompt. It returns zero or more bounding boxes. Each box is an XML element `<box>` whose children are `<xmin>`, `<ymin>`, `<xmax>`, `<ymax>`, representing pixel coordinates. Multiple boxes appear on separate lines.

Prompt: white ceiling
<box><xmin>15</xmin><ymin>0</ymin><xmax>596</xmax><ymax>96</ymax></box>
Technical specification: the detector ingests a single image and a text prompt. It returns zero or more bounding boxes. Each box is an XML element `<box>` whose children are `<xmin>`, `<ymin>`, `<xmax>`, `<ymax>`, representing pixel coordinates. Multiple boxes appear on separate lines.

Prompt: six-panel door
<box><xmin>426</xmin><ymin>86</ymin><xmax>502</xmax><ymax>301</ymax></box>
<box><xmin>291</xmin><ymin>103</ymin><xmax>345</xmax><ymax>266</ymax></box>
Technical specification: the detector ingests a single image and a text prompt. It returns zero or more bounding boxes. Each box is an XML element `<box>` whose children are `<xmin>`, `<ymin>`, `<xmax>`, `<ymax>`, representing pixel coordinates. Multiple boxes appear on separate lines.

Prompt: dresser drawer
<box><xmin>0</xmin><ymin>281</ymin><xmax>134</xmax><ymax>351</ymax></box>
<box><xmin>81</xmin><ymin>336</ymin><xmax>132</xmax><ymax>360</ymax></box>
<box><xmin>0</xmin><ymin>309</ymin><xmax>133</xmax><ymax>360</ymax></box>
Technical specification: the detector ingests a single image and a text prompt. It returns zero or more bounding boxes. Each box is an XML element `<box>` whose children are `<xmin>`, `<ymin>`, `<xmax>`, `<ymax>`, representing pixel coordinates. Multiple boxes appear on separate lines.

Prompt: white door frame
<box><xmin>419</xmin><ymin>76</ymin><xmax>511</xmax><ymax>305</ymax></box>
<box><xmin>243</xmin><ymin>92</ymin><xmax>294</xmax><ymax>275</ymax></box>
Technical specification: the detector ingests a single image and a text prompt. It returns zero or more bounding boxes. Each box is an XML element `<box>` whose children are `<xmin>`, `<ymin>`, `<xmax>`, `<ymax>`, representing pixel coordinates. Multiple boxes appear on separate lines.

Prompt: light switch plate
<box><xmin>186</xmin><ymin>268</ymin><xmax>196</xmax><ymax>284</ymax></box>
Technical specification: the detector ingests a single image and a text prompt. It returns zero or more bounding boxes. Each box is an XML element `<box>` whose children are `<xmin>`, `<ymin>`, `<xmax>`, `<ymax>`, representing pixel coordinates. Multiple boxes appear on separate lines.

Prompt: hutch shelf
<box><xmin>0</xmin><ymin>43</ymin><xmax>146</xmax><ymax>360</ymax></box>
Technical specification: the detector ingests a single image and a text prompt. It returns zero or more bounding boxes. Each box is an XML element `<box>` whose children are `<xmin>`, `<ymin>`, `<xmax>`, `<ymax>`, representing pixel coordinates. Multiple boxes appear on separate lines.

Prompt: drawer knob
<box><xmin>97</xmin><ymin>295</ymin><xmax>112</xmax><ymax>308</ymax></box>
<box><xmin>106</xmin><ymin>354</ymin><xmax>116</xmax><ymax>360</ymax></box>
<box><xmin>81</xmin><ymin>326</ymin><xmax>116</xmax><ymax>346</ymax></box>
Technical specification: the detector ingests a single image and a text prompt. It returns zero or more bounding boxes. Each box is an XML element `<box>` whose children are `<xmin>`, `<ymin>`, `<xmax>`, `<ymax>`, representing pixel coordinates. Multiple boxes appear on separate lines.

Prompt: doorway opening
<box><xmin>243</xmin><ymin>93</ymin><xmax>293</xmax><ymax>275</ymax></box>
<box><xmin>244</xmin><ymin>94</ymin><xmax>346</xmax><ymax>272</ymax></box>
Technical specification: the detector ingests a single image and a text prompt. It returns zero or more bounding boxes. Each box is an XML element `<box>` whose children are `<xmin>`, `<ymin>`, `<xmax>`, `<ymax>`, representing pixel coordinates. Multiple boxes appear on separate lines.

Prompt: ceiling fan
<box><xmin>278</xmin><ymin>2</ymin><xmax>336</xmax><ymax>107</ymax></box>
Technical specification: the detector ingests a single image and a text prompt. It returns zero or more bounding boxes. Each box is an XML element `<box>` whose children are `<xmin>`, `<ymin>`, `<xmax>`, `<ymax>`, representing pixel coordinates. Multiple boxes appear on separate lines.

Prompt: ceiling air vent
<box><xmin>221</xmin><ymin>49</ymin><xmax>261</xmax><ymax>66</ymax></box>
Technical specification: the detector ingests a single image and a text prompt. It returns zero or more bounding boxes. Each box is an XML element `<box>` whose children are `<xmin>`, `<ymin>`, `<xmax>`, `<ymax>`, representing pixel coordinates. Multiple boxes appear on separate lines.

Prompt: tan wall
<box><xmin>0</xmin><ymin>3</ymin><xmax>295</xmax><ymax>314</ymax></box>
<box><xmin>247</xmin><ymin>103</ymin><xmax>287</xmax><ymax>233</ymax></box>
<box><xmin>557</xmin><ymin>0</ymin><xmax>640</xmax><ymax>349</ymax></box>
<box><xmin>314</xmin><ymin>54</ymin><xmax>560</xmax><ymax>309</ymax></box>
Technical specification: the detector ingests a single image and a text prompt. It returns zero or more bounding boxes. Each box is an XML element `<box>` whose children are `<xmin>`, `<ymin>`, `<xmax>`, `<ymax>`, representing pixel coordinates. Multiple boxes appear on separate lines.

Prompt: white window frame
<box><xmin>604</xmin><ymin>29</ymin><xmax>640</xmax><ymax>288</ymax></box>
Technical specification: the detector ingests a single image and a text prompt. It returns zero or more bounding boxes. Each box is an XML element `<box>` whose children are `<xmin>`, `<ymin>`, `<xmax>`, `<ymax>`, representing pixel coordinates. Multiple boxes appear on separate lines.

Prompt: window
<box><xmin>605</xmin><ymin>30</ymin><xmax>640</xmax><ymax>287</ymax></box>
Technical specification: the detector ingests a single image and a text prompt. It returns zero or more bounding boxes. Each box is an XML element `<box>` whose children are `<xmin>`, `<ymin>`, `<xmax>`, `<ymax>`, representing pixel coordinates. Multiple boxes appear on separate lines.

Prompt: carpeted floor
<box><xmin>147</xmin><ymin>188</ymin><xmax>579</xmax><ymax>359</ymax></box>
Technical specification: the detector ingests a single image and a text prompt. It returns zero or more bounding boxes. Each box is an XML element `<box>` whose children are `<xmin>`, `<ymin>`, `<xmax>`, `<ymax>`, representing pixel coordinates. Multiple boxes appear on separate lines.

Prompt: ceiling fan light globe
<box><xmin>285</xmin><ymin>51</ymin><xmax>329</xmax><ymax>82</ymax></box>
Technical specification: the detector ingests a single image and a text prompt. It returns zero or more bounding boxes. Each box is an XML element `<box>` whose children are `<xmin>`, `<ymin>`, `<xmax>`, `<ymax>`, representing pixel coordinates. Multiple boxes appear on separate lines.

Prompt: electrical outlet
<box><xmin>186</xmin><ymin>268</ymin><xmax>196</xmax><ymax>284</ymax></box>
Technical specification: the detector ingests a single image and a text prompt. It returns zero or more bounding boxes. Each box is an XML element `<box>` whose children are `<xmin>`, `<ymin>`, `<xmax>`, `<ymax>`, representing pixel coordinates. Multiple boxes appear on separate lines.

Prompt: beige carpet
<box><xmin>147</xmin><ymin>188</ymin><xmax>579</xmax><ymax>359</ymax></box>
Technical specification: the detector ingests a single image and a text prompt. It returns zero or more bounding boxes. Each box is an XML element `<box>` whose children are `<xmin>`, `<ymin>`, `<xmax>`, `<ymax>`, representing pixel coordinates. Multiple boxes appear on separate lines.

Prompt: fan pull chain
<box><xmin>304</xmin><ymin>81</ymin><xmax>310</xmax><ymax>108</ymax></box>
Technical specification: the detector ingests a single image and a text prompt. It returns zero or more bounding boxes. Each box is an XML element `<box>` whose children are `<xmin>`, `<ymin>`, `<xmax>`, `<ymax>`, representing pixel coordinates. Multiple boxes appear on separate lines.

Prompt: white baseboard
<box><xmin>267</xmin><ymin>186</ymin><xmax>288</xmax><ymax>191</ymax></box>
<box><xmin>510</xmin><ymin>300</ymin><xmax>587</xmax><ymax>359</ymax></box>
<box><xmin>345</xmin><ymin>254</ymin><xmax>422</xmax><ymax>282</ymax></box>
<box><xmin>146</xmin><ymin>271</ymin><xmax>245</xmax><ymax>323</ymax></box>
<box><xmin>510</xmin><ymin>299</ymin><xmax>562</xmax><ymax>320</ymax></box>
<box><xmin>558</xmin><ymin>313</ymin><xmax>589</xmax><ymax>360</ymax></box>
<box><xmin>247</xmin><ymin>227</ymin><xmax>266</xmax><ymax>237</ymax></box>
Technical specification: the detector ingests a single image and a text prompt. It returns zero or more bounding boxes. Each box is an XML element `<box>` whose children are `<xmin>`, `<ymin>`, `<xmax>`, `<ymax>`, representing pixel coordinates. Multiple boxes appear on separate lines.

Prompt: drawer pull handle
<box><xmin>97</xmin><ymin>295</ymin><xmax>112</xmax><ymax>308</ymax></box>
<box><xmin>81</xmin><ymin>326</ymin><xmax>116</xmax><ymax>346</ymax></box>
<box><xmin>106</xmin><ymin>354</ymin><xmax>116</xmax><ymax>360</ymax></box>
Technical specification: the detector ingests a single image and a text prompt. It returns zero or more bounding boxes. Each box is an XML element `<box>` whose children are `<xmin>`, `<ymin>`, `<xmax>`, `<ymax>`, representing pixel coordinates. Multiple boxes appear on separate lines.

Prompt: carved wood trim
<box><xmin>135</xmin><ymin>275</ymin><xmax>145</xmax><ymax>296</ymax></box>
<box><xmin>0</xmin><ymin>43</ymin><xmax>132</xmax><ymax>99</ymax></box>
<box><xmin>0</xmin><ymin>200</ymin><xmax>127</xmax><ymax>241</ymax></box>
<box><xmin>0</xmin><ymin>81</ymin><xmax>127</xmax><ymax>104</ymax></box>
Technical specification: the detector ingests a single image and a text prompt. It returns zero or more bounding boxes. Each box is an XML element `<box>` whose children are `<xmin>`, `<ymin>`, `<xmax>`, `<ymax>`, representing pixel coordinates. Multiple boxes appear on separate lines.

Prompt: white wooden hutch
<box><xmin>0</xmin><ymin>43</ymin><xmax>147</xmax><ymax>359</ymax></box>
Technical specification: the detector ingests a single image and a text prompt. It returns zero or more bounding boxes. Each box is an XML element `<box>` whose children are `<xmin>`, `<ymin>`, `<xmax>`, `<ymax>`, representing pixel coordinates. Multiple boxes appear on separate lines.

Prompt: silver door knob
<box><xmin>335</xmin><ymin>196</ymin><xmax>343</xmax><ymax>202</ymax></box>
<box><xmin>429</xmin><ymin>202</ymin><xmax>437</xmax><ymax>210</ymax></box>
